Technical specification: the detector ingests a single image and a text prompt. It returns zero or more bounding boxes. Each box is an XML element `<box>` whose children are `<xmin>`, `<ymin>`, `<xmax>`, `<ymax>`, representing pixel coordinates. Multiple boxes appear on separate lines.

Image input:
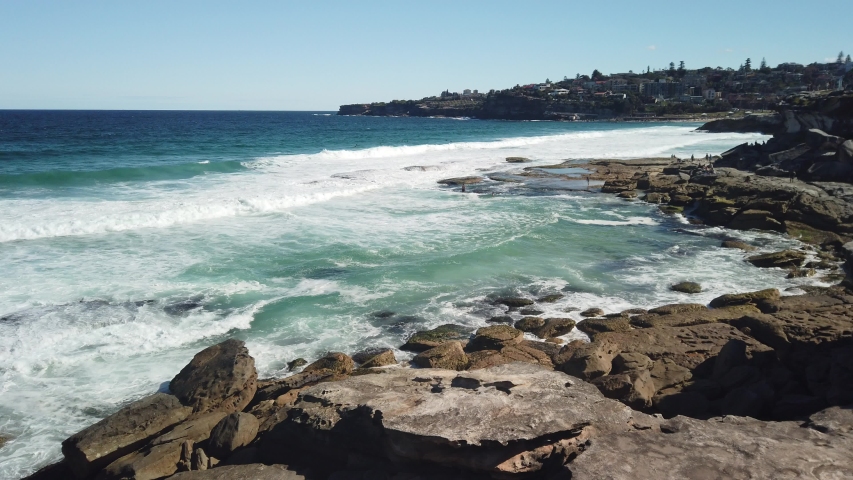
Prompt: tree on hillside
<box><xmin>838</xmin><ymin>51</ymin><xmax>845</xmax><ymax>63</ymax></box>
<box><xmin>847</xmin><ymin>54</ymin><xmax>852</xmax><ymax>64</ymax></box>
<box><xmin>677</xmin><ymin>61</ymin><xmax>686</xmax><ymax>77</ymax></box>
<box><xmin>668</xmin><ymin>62</ymin><xmax>676</xmax><ymax>77</ymax></box>
<box><xmin>591</xmin><ymin>69</ymin><xmax>604</xmax><ymax>80</ymax></box>
<box><xmin>745</xmin><ymin>58</ymin><xmax>752</xmax><ymax>72</ymax></box>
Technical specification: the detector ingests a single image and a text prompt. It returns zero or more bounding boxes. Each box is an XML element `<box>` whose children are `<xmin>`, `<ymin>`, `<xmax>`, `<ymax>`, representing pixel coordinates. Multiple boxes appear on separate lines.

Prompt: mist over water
<box><xmin>0</xmin><ymin>112</ymin><xmax>816</xmax><ymax>477</ymax></box>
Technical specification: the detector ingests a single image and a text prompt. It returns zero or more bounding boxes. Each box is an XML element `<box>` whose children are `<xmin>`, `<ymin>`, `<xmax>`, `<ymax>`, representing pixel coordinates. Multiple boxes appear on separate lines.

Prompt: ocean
<box><xmin>0</xmin><ymin>111</ymin><xmax>819</xmax><ymax>477</ymax></box>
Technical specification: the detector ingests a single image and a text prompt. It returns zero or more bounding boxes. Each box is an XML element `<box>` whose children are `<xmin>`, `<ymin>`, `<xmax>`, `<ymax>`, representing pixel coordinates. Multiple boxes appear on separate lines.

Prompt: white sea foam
<box><xmin>572</xmin><ymin>216</ymin><xmax>659</xmax><ymax>226</ymax></box>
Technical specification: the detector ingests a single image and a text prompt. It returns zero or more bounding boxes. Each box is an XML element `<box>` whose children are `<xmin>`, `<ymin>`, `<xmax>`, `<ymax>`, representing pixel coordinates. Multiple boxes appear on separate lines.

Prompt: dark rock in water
<box><xmin>721</xmin><ymin>240</ymin><xmax>758</xmax><ymax>251</ymax></box>
<box><xmin>370</xmin><ymin>310</ymin><xmax>395</xmax><ymax>318</ymax></box>
<box><xmin>505</xmin><ymin>156</ymin><xmax>531</xmax><ymax>163</ymax></box>
<box><xmin>746</xmin><ymin>249</ymin><xmax>807</xmax><ymax>268</ymax></box>
<box><xmin>403</xmin><ymin>165</ymin><xmax>442</xmax><ymax>171</ymax></box>
<box><xmin>207</xmin><ymin>413</ymin><xmax>260</xmax><ymax>459</ymax></box>
<box><xmin>537</xmin><ymin>293</ymin><xmax>564</xmax><ymax>303</ymax></box>
<box><xmin>412</xmin><ymin>341</ymin><xmax>469</xmax><ymax>370</ymax></box>
<box><xmin>514</xmin><ymin>316</ymin><xmax>545</xmax><ymax>332</ymax></box>
<box><xmin>169</xmin><ymin>339</ymin><xmax>258</xmax><ymax>415</ymax></box>
<box><xmin>786</xmin><ymin>267</ymin><xmax>816</xmax><ymax>278</ymax></box>
<box><xmin>61</xmin><ymin>393</ymin><xmax>192</xmax><ymax>478</ymax></box>
<box><xmin>580</xmin><ymin>308</ymin><xmax>604</xmax><ymax>318</ymax></box>
<box><xmin>163</xmin><ymin>298</ymin><xmax>203</xmax><ymax>316</ymax></box>
<box><xmin>493</xmin><ymin>296</ymin><xmax>534</xmax><ymax>308</ymax></box>
<box><xmin>286</xmin><ymin>358</ymin><xmax>307</xmax><ymax>371</ymax></box>
<box><xmin>518</xmin><ymin>307</ymin><xmax>544</xmax><ymax>316</ymax></box>
<box><xmin>670</xmin><ymin>282</ymin><xmax>702</xmax><ymax>294</ymax></box>
<box><xmin>487</xmin><ymin>315</ymin><xmax>514</xmax><ymax>323</ymax></box>
<box><xmin>728</xmin><ymin>209</ymin><xmax>784</xmax><ymax>232</ymax></box>
<box><xmin>437</xmin><ymin>176</ymin><xmax>483</xmax><ymax>186</ymax></box>
<box><xmin>303</xmin><ymin>352</ymin><xmax>355</xmax><ymax>376</ymax></box>
<box><xmin>401</xmin><ymin>324</ymin><xmax>473</xmax><ymax>352</ymax></box>
<box><xmin>168</xmin><ymin>464</ymin><xmax>305</xmax><ymax>479</ymax></box>
<box><xmin>709</xmin><ymin>288</ymin><xmax>779</xmax><ymax>308</ymax></box>
<box><xmin>468</xmin><ymin>325</ymin><xmax>524</xmax><ymax>351</ymax></box>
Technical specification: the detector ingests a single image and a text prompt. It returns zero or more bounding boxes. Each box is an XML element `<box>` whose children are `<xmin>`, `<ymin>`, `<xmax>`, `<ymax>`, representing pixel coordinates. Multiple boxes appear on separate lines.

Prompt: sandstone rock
<box><xmin>711</xmin><ymin>339</ymin><xmax>748</xmax><ymax>379</ymax></box>
<box><xmin>518</xmin><ymin>307</ymin><xmax>544</xmax><ymax>316</ymax></box>
<box><xmin>554</xmin><ymin>339</ymin><xmax>619</xmax><ymax>380</ymax></box>
<box><xmin>99</xmin><ymin>440</ymin><xmax>185</xmax><ymax>480</ymax></box>
<box><xmin>486</xmin><ymin>315</ymin><xmax>513</xmax><ymax>323</ymax></box>
<box><xmin>579</xmin><ymin>308</ymin><xmax>604</xmax><ymax>318</ymax></box>
<box><xmin>591</xmin><ymin>369</ymin><xmax>656</xmax><ymax>409</ymax></box>
<box><xmin>616</xmin><ymin>191</ymin><xmax>637</xmax><ymax>199</ymax></box>
<box><xmin>807</xmin><ymin>405</ymin><xmax>853</xmax><ymax>435</ymax></box>
<box><xmin>720</xmin><ymin>240</ymin><xmax>758</xmax><ymax>252</ymax></box>
<box><xmin>596</xmin><ymin>323</ymin><xmax>773</xmax><ymax>373</ymax></box>
<box><xmin>412</xmin><ymin>341</ymin><xmax>469</xmax><ymax>370</ymax></box>
<box><xmin>720</xmin><ymin>382</ymin><xmax>773</xmax><ymax>418</ymax></box>
<box><xmin>467</xmin><ymin>325</ymin><xmax>524</xmax><ymax>351</ymax></box>
<box><xmin>151</xmin><ymin>412</ymin><xmax>227</xmax><ymax>447</ymax></box>
<box><xmin>532</xmin><ymin>318</ymin><xmax>576</xmax><ymax>338</ymax></box>
<box><xmin>513</xmin><ymin>316</ymin><xmax>544</xmax><ymax>332</ymax></box>
<box><xmin>303</xmin><ymin>352</ymin><xmax>355</xmax><ymax>376</ymax></box>
<box><xmin>611</xmin><ymin>352</ymin><xmax>653</xmax><ymax>373</ymax></box>
<box><xmin>253</xmin><ymin>369</ymin><xmax>347</xmax><ymax>405</ymax></box>
<box><xmin>286</xmin><ymin>358</ymin><xmax>307</xmax><ymax>371</ymax></box>
<box><xmin>728</xmin><ymin>307</ymin><xmax>853</xmax><ymax>353</ymax></box>
<box><xmin>630</xmin><ymin>305</ymin><xmax>758</xmax><ymax>329</ymax></box>
<box><xmin>261</xmin><ymin>363</ymin><xmax>656</xmax><ymax>477</ymax></box>
<box><xmin>401</xmin><ymin>324</ymin><xmax>472</xmax><ymax>352</ymax></box>
<box><xmin>359</xmin><ymin>350</ymin><xmax>397</xmax><ymax>368</ymax></box>
<box><xmin>648</xmin><ymin>358</ymin><xmax>693</xmax><ymax>391</ymax></box>
<box><xmin>207</xmin><ymin>412</ymin><xmax>260</xmax><ymax>459</ymax></box>
<box><xmin>566</xmin><ymin>415</ymin><xmax>853</xmax><ymax>479</ymax></box>
<box><xmin>643</xmin><ymin>192</ymin><xmax>670</xmax><ymax>204</ymax></box>
<box><xmin>708</xmin><ymin>288</ymin><xmax>779</xmax><ymax>308</ymax></box>
<box><xmin>466</xmin><ymin>350</ymin><xmax>512</xmax><ymax>370</ymax></box>
<box><xmin>505</xmin><ymin>157</ymin><xmax>530</xmax><ymax>163</ymax></box>
<box><xmin>670</xmin><ymin>282</ymin><xmax>701</xmax><ymax>294</ymax></box>
<box><xmin>191</xmin><ymin>448</ymin><xmax>208</xmax><ymax>471</ymax></box>
<box><xmin>647</xmin><ymin>303</ymin><xmax>707</xmax><ymax>315</ymax></box>
<box><xmin>61</xmin><ymin>393</ymin><xmax>191</xmax><ymax>478</ymax></box>
<box><xmin>169</xmin><ymin>339</ymin><xmax>258</xmax><ymax>415</ymax></box>
<box><xmin>652</xmin><ymin>391</ymin><xmax>709</xmax><ymax>418</ymax></box>
<box><xmin>167</xmin><ymin>464</ymin><xmax>306</xmax><ymax>479</ymax></box>
<box><xmin>577</xmin><ymin>317</ymin><xmax>632</xmax><ymax>339</ymax></box>
<box><xmin>351</xmin><ymin>347</ymin><xmax>392</xmax><ymax>364</ymax></box>
<box><xmin>746</xmin><ymin>250</ymin><xmax>806</xmax><ymax>268</ymax></box>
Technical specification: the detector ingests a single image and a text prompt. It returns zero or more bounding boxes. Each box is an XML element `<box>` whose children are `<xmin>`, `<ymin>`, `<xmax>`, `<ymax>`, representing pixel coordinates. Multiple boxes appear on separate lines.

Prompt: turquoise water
<box><xmin>0</xmin><ymin>111</ymin><xmax>817</xmax><ymax>477</ymax></box>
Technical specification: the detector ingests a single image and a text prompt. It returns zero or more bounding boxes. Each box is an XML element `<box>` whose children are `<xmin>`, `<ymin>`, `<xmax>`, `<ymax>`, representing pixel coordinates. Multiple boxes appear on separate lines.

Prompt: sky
<box><xmin>1</xmin><ymin>0</ymin><xmax>850</xmax><ymax>110</ymax></box>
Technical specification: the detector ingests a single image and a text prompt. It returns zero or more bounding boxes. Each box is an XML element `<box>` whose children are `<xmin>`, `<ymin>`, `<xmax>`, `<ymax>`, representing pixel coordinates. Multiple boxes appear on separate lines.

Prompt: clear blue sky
<box><xmin>1</xmin><ymin>0</ymin><xmax>849</xmax><ymax>110</ymax></box>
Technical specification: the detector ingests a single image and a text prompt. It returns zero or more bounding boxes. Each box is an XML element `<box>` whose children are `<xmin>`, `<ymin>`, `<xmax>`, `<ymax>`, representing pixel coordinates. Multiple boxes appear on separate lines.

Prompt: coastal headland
<box><xmin>23</xmin><ymin>92</ymin><xmax>853</xmax><ymax>479</ymax></box>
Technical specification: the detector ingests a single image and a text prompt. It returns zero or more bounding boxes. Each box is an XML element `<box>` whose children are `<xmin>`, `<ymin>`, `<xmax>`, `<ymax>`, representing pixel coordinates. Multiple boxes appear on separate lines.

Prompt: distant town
<box><xmin>339</xmin><ymin>53</ymin><xmax>853</xmax><ymax>120</ymax></box>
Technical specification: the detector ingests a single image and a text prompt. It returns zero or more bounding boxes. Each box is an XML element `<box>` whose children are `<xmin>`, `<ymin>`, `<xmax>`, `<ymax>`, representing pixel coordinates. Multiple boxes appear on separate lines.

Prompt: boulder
<box><xmin>670</xmin><ymin>282</ymin><xmax>701</xmax><ymax>294</ymax></box>
<box><xmin>807</xmin><ymin>405</ymin><xmax>853</xmax><ymax>435</ymax></box>
<box><xmin>253</xmin><ymin>369</ymin><xmax>347</xmax><ymax>405</ymax></box>
<box><xmin>746</xmin><ymin>250</ymin><xmax>807</xmax><ymax>268</ymax></box>
<box><xmin>169</xmin><ymin>339</ymin><xmax>258</xmax><ymax>415</ymax></box>
<box><xmin>167</xmin><ymin>464</ymin><xmax>305</xmax><ymax>480</ymax></box>
<box><xmin>711</xmin><ymin>339</ymin><xmax>748</xmax><ymax>379</ymax></box>
<box><xmin>486</xmin><ymin>315</ymin><xmax>513</xmax><ymax>324</ymax></box>
<box><xmin>359</xmin><ymin>350</ymin><xmax>397</xmax><ymax>368</ymax></box>
<box><xmin>643</xmin><ymin>192</ymin><xmax>670</xmax><ymax>204</ymax></box>
<box><xmin>806</xmin><ymin>128</ymin><xmax>844</xmax><ymax>150</ymax></box>
<box><xmin>580</xmin><ymin>308</ymin><xmax>604</xmax><ymax>318</ymax></box>
<box><xmin>554</xmin><ymin>339</ymin><xmax>620</xmax><ymax>380</ymax></box>
<box><xmin>591</xmin><ymin>369</ymin><xmax>656</xmax><ymax>409</ymax></box>
<box><xmin>493</xmin><ymin>296</ymin><xmax>534</xmax><ymax>308</ymax></box>
<box><xmin>207</xmin><ymin>413</ymin><xmax>260</xmax><ymax>459</ymax></box>
<box><xmin>302</xmin><ymin>352</ymin><xmax>355</xmax><ymax>376</ymax></box>
<box><xmin>467</xmin><ymin>325</ymin><xmax>524</xmax><ymax>351</ymax></box>
<box><xmin>708</xmin><ymin>288</ymin><xmax>780</xmax><ymax>308</ymax></box>
<box><xmin>437</xmin><ymin>176</ymin><xmax>483</xmax><ymax>186</ymax></box>
<box><xmin>286</xmin><ymin>358</ymin><xmax>307</xmax><ymax>371</ymax></box>
<box><xmin>532</xmin><ymin>318</ymin><xmax>576</xmax><ymax>338</ymax></box>
<box><xmin>505</xmin><ymin>157</ymin><xmax>530</xmax><ymax>163</ymax></box>
<box><xmin>612</xmin><ymin>352</ymin><xmax>654</xmax><ymax>373</ymax></box>
<box><xmin>648</xmin><ymin>359</ymin><xmax>693</xmax><ymax>391</ymax></box>
<box><xmin>518</xmin><ymin>307</ymin><xmax>544</xmax><ymax>316</ymax></box>
<box><xmin>537</xmin><ymin>293</ymin><xmax>564</xmax><ymax>303</ymax></box>
<box><xmin>261</xmin><ymin>363</ymin><xmax>656</xmax><ymax>477</ymax></box>
<box><xmin>412</xmin><ymin>341</ymin><xmax>469</xmax><ymax>370</ymax></box>
<box><xmin>630</xmin><ymin>305</ymin><xmax>758</xmax><ymax>329</ymax></box>
<box><xmin>351</xmin><ymin>347</ymin><xmax>392</xmax><ymax>364</ymax></box>
<box><xmin>513</xmin><ymin>316</ymin><xmax>544</xmax><ymax>333</ymax></box>
<box><xmin>401</xmin><ymin>324</ymin><xmax>472</xmax><ymax>352</ymax></box>
<box><xmin>61</xmin><ymin>393</ymin><xmax>191</xmax><ymax>478</ymax></box>
<box><xmin>839</xmin><ymin>140</ymin><xmax>853</xmax><ymax>163</ymax></box>
<box><xmin>566</xmin><ymin>415</ymin><xmax>853</xmax><ymax>479</ymax></box>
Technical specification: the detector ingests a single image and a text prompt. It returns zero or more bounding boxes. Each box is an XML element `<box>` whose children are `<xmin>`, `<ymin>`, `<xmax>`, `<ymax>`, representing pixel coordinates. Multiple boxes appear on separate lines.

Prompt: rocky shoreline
<box><xmin>22</xmin><ymin>94</ymin><xmax>853</xmax><ymax>479</ymax></box>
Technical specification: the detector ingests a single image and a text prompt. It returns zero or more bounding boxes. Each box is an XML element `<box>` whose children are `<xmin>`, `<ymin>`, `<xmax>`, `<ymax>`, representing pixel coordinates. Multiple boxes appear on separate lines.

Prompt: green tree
<box><xmin>591</xmin><ymin>69</ymin><xmax>603</xmax><ymax>80</ymax></box>
<box><xmin>668</xmin><ymin>62</ymin><xmax>676</xmax><ymax>76</ymax></box>
<box><xmin>838</xmin><ymin>51</ymin><xmax>845</xmax><ymax>63</ymax></box>
<box><xmin>847</xmin><ymin>54</ymin><xmax>852</xmax><ymax>64</ymax></box>
<box><xmin>745</xmin><ymin>58</ymin><xmax>752</xmax><ymax>72</ymax></box>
